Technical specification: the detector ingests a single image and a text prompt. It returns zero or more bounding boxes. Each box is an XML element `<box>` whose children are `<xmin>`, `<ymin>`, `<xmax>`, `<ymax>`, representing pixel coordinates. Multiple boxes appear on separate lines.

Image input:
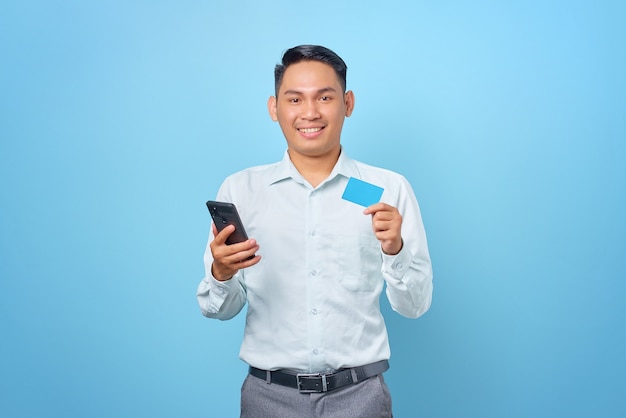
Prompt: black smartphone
<box><xmin>206</xmin><ymin>201</ymin><xmax>249</xmax><ymax>245</ymax></box>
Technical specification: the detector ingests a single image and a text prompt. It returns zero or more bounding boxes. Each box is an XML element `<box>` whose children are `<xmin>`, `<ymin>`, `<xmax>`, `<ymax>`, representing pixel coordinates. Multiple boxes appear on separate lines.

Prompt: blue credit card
<box><xmin>341</xmin><ymin>177</ymin><xmax>384</xmax><ymax>207</ymax></box>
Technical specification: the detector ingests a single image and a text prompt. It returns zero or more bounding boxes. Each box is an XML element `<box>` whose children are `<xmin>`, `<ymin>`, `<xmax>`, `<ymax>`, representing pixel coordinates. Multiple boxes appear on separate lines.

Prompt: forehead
<box><xmin>279</xmin><ymin>61</ymin><xmax>342</xmax><ymax>95</ymax></box>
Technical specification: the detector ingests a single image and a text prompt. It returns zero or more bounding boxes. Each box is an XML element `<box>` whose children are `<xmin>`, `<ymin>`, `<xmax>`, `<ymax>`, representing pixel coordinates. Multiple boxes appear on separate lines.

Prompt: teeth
<box><xmin>299</xmin><ymin>127</ymin><xmax>322</xmax><ymax>133</ymax></box>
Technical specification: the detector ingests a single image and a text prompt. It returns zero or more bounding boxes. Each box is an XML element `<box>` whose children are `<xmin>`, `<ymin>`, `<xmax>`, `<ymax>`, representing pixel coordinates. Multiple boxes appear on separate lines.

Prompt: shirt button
<box><xmin>394</xmin><ymin>263</ymin><xmax>403</xmax><ymax>270</ymax></box>
<box><xmin>309</xmin><ymin>230</ymin><xmax>316</xmax><ymax>237</ymax></box>
<box><xmin>313</xmin><ymin>349</ymin><xmax>319</xmax><ymax>355</ymax></box>
<box><xmin>311</xmin><ymin>309</ymin><xmax>318</xmax><ymax>315</ymax></box>
<box><xmin>311</xmin><ymin>270</ymin><xmax>318</xmax><ymax>276</ymax></box>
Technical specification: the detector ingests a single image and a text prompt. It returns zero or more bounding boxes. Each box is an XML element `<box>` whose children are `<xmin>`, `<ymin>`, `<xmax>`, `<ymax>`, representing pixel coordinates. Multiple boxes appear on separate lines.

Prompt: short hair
<box><xmin>274</xmin><ymin>45</ymin><xmax>348</xmax><ymax>96</ymax></box>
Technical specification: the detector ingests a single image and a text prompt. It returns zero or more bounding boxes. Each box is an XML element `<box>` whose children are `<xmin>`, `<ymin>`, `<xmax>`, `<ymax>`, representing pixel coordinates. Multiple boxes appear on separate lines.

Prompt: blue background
<box><xmin>1</xmin><ymin>1</ymin><xmax>625</xmax><ymax>417</ymax></box>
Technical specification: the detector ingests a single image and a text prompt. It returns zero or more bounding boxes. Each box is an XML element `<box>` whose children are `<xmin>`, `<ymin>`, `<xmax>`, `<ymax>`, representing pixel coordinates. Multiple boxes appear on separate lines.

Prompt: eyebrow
<box><xmin>282</xmin><ymin>87</ymin><xmax>338</xmax><ymax>96</ymax></box>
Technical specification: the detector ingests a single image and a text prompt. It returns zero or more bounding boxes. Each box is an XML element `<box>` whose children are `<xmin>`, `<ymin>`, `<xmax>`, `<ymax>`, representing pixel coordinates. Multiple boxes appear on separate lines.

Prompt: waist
<box><xmin>248</xmin><ymin>360</ymin><xmax>389</xmax><ymax>393</ymax></box>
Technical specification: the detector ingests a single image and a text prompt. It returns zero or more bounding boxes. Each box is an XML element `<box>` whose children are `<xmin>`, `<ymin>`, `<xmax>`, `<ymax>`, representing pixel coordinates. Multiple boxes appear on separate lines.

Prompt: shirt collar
<box><xmin>267</xmin><ymin>148</ymin><xmax>360</xmax><ymax>186</ymax></box>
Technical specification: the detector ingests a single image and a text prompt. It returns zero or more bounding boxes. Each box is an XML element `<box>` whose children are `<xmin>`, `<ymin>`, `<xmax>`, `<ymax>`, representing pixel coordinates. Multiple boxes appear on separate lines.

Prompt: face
<box><xmin>268</xmin><ymin>61</ymin><xmax>355</xmax><ymax>163</ymax></box>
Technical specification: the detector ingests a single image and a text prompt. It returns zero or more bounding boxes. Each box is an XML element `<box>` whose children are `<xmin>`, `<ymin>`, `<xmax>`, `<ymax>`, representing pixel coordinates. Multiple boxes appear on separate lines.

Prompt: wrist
<box><xmin>382</xmin><ymin>239</ymin><xmax>403</xmax><ymax>256</ymax></box>
<box><xmin>211</xmin><ymin>263</ymin><xmax>234</xmax><ymax>282</ymax></box>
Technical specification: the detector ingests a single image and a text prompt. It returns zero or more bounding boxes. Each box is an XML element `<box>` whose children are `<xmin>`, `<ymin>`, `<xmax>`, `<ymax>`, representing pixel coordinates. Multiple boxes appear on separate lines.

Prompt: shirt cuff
<box><xmin>381</xmin><ymin>245</ymin><xmax>411</xmax><ymax>280</ymax></box>
<box><xmin>211</xmin><ymin>273</ymin><xmax>235</xmax><ymax>292</ymax></box>
<box><xmin>200</xmin><ymin>275</ymin><xmax>236</xmax><ymax>313</ymax></box>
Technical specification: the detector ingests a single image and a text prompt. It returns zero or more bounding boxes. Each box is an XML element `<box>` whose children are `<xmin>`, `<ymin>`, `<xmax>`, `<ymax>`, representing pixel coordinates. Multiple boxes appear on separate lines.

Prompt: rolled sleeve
<box><xmin>197</xmin><ymin>270</ymin><xmax>247</xmax><ymax>321</ymax></box>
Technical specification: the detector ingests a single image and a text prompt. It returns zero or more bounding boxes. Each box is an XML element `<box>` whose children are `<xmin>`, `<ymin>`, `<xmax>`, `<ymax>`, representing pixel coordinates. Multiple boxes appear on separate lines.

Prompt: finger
<box><xmin>373</xmin><ymin>215</ymin><xmax>402</xmax><ymax>233</ymax></box>
<box><xmin>222</xmin><ymin>247</ymin><xmax>261</xmax><ymax>271</ymax></box>
<box><xmin>218</xmin><ymin>240</ymin><xmax>259</xmax><ymax>264</ymax></box>
<box><xmin>363</xmin><ymin>202</ymin><xmax>388</xmax><ymax>215</ymax></box>
<box><xmin>235</xmin><ymin>254</ymin><xmax>262</xmax><ymax>267</ymax></box>
<box><xmin>374</xmin><ymin>228</ymin><xmax>395</xmax><ymax>240</ymax></box>
<box><xmin>373</xmin><ymin>220</ymin><xmax>395</xmax><ymax>233</ymax></box>
<box><xmin>229</xmin><ymin>239</ymin><xmax>258</xmax><ymax>255</ymax></box>
<box><xmin>372</xmin><ymin>211</ymin><xmax>394</xmax><ymax>222</ymax></box>
<box><xmin>213</xmin><ymin>224</ymin><xmax>236</xmax><ymax>244</ymax></box>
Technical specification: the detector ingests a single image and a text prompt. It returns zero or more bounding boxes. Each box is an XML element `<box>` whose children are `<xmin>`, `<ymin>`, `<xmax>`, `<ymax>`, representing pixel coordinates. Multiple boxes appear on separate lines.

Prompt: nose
<box><xmin>301</xmin><ymin>99</ymin><xmax>321</xmax><ymax>120</ymax></box>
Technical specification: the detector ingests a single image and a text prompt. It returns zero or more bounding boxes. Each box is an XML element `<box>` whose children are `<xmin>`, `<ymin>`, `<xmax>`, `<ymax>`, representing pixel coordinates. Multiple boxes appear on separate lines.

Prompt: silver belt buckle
<box><xmin>296</xmin><ymin>373</ymin><xmax>328</xmax><ymax>393</ymax></box>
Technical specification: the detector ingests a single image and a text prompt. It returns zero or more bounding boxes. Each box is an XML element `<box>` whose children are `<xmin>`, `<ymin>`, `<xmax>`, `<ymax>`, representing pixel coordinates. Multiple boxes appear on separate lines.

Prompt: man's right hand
<box><xmin>210</xmin><ymin>223</ymin><xmax>261</xmax><ymax>281</ymax></box>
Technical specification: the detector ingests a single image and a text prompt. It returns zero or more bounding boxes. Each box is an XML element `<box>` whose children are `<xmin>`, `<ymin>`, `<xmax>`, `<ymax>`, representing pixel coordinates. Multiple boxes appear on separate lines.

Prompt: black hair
<box><xmin>274</xmin><ymin>45</ymin><xmax>347</xmax><ymax>96</ymax></box>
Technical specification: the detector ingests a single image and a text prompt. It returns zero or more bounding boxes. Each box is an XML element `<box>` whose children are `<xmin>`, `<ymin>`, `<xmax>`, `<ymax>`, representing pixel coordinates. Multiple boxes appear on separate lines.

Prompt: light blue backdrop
<box><xmin>1</xmin><ymin>1</ymin><xmax>624</xmax><ymax>417</ymax></box>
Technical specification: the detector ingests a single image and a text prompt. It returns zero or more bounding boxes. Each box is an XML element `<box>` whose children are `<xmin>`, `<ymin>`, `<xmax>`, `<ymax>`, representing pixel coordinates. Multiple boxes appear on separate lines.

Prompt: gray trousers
<box><xmin>240</xmin><ymin>373</ymin><xmax>393</xmax><ymax>418</ymax></box>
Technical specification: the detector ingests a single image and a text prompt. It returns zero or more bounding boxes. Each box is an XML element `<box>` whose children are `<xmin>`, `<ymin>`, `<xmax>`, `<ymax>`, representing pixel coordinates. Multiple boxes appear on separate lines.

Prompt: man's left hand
<box><xmin>364</xmin><ymin>203</ymin><xmax>403</xmax><ymax>255</ymax></box>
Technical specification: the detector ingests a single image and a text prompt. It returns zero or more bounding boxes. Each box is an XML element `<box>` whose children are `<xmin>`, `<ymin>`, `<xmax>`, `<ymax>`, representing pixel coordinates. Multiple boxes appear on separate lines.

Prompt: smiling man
<box><xmin>197</xmin><ymin>45</ymin><xmax>433</xmax><ymax>417</ymax></box>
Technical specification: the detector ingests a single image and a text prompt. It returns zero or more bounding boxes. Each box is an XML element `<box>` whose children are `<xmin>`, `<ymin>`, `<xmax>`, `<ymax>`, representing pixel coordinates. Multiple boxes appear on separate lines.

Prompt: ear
<box><xmin>268</xmin><ymin>96</ymin><xmax>278</xmax><ymax>121</ymax></box>
<box><xmin>344</xmin><ymin>90</ymin><xmax>355</xmax><ymax>117</ymax></box>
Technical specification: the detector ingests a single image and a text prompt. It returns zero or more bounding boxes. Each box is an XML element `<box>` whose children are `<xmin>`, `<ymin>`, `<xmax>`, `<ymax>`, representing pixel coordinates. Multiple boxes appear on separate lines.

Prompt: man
<box><xmin>197</xmin><ymin>45</ymin><xmax>433</xmax><ymax>417</ymax></box>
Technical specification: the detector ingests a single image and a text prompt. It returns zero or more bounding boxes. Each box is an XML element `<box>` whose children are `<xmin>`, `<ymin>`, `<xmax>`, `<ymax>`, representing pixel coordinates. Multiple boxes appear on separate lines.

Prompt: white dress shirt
<box><xmin>197</xmin><ymin>150</ymin><xmax>433</xmax><ymax>373</ymax></box>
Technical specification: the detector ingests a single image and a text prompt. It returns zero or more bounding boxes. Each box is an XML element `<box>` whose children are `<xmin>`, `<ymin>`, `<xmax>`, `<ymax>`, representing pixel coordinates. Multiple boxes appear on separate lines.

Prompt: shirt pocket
<box><xmin>333</xmin><ymin>233</ymin><xmax>382</xmax><ymax>292</ymax></box>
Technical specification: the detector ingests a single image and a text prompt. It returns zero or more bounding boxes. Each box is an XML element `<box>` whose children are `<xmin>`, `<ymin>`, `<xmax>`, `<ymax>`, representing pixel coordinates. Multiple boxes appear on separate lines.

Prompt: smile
<box><xmin>298</xmin><ymin>127</ymin><xmax>324</xmax><ymax>133</ymax></box>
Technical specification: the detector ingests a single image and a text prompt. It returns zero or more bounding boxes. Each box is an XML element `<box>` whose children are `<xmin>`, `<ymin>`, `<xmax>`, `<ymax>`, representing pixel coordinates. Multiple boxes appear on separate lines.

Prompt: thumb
<box><xmin>213</xmin><ymin>223</ymin><xmax>235</xmax><ymax>244</ymax></box>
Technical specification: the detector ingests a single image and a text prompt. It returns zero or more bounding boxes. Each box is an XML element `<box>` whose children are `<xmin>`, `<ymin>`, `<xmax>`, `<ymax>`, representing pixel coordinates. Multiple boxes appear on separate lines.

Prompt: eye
<box><xmin>288</xmin><ymin>97</ymin><xmax>300</xmax><ymax>104</ymax></box>
<box><xmin>319</xmin><ymin>96</ymin><xmax>331</xmax><ymax>102</ymax></box>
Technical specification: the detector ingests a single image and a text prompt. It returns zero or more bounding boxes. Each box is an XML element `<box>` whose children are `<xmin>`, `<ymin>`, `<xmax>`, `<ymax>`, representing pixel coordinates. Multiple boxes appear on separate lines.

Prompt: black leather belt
<box><xmin>248</xmin><ymin>360</ymin><xmax>389</xmax><ymax>393</ymax></box>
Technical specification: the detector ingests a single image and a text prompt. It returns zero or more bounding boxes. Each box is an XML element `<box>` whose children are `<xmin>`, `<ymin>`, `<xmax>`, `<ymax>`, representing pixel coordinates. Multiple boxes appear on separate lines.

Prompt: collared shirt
<box><xmin>197</xmin><ymin>150</ymin><xmax>433</xmax><ymax>373</ymax></box>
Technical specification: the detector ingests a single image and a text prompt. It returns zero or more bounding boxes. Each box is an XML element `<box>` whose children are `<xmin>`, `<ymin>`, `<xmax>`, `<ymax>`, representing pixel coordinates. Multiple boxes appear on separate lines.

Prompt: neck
<box><xmin>289</xmin><ymin>148</ymin><xmax>340</xmax><ymax>188</ymax></box>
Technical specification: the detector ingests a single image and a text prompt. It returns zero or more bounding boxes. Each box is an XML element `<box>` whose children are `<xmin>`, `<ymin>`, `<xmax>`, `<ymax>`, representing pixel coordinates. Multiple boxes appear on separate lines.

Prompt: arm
<box><xmin>196</xmin><ymin>216</ymin><xmax>261</xmax><ymax>320</ymax></box>
<box><xmin>364</xmin><ymin>178</ymin><xmax>433</xmax><ymax>318</ymax></box>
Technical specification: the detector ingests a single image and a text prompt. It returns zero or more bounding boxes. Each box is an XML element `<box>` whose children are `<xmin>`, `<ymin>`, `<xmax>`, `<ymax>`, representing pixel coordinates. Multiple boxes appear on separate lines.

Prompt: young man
<box><xmin>197</xmin><ymin>45</ymin><xmax>433</xmax><ymax>417</ymax></box>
